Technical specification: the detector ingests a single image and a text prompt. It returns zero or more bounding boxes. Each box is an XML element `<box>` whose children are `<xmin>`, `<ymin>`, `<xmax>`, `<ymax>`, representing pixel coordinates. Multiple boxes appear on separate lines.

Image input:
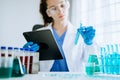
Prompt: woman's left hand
<box><xmin>78</xmin><ymin>26</ymin><xmax>96</xmax><ymax>45</ymax></box>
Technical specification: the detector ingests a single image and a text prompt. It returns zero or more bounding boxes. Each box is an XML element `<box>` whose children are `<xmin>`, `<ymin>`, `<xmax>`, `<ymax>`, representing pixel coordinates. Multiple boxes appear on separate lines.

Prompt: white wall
<box><xmin>0</xmin><ymin>0</ymin><xmax>43</xmax><ymax>47</ymax></box>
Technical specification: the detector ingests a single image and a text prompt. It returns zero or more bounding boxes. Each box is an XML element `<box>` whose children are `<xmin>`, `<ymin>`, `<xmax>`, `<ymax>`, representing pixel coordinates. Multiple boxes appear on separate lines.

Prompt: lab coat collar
<box><xmin>46</xmin><ymin>21</ymin><xmax>77</xmax><ymax>33</ymax></box>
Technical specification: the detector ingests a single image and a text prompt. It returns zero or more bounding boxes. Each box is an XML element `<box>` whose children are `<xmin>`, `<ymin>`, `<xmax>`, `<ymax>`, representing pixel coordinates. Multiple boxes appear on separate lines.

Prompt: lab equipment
<box><xmin>31</xmin><ymin>51</ymin><xmax>39</xmax><ymax>74</ymax></box>
<box><xmin>0</xmin><ymin>46</ymin><xmax>7</xmax><ymax>67</ymax></box>
<box><xmin>85</xmin><ymin>62</ymin><xmax>95</xmax><ymax>75</ymax></box>
<box><xmin>99</xmin><ymin>44</ymin><xmax>120</xmax><ymax>75</ymax></box>
<box><xmin>7</xmin><ymin>47</ymin><xmax>14</xmax><ymax>68</ymax></box>
<box><xmin>0</xmin><ymin>45</ymin><xmax>40</xmax><ymax>79</ymax></box>
<box><xmin>74</xmin><ymin>23</ymin><xmax>83</xmax><ymax>45</ymax></box>
<box><xmin>19</xmin><ymin>48</ymin><xmax>26</xmax><ymax>74</ymax></box>
<box><xmin>13</xmin><ymin>47</ymin><xmax>39</xmax><ymax>74</ymax></box>
<box><xmin>23</xmin><ymin>42</ymin><xmax>39</xmax><ymax>52</ymax></box>
<box><xmin>85</xmin><ymin>54</ymin><xmax>100</xmax><ymax>75</ymax></box>
<box><xmin>99</xmin><ymin>47</ymin><xmax>104</xmax><ymax>73</ymax></box>
<box><xmin>14</xmin><ymin>47</ymin><xmax>19</xmax><ymax>57</ymax></box>
<box><xmin>0</xmin><ymin>46</ymin><xmax>13</xmax><ymax>78</ymax></box>
<box><xmin>19</xmin><ymin>48</ymin><xmax>25</xmax><ymax>65</ymax></box>
<box><xmin>87</xmin><ymin>54</ymin><xmax>100</xmax><ymax>72</ymax></box>
<box><xmin>12</xmin><ymin>57</ymin><xmax>25</xmax><ymax>77</ymax></box>
<box><xmin>13</xmin><ymin>47</ymin><xmax>26</xmax><ymax>75</ymax></box>
<box><xmin>75</xmin><ymin>23</ymin><xmax>95</xmax><ymax>45</ymax></box>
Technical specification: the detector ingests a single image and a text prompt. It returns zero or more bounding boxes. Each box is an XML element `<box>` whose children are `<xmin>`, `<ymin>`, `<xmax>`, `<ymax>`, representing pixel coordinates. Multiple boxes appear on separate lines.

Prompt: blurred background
<box><xmin>0</xmin><ymin>0</ymin><xmax>120</xmax><ymax>47</ymax></box>
<box><xmin>0</xmin><ymin>0</ymin><xmax>43</xmax><ymax>47</ymax></box>
<box><xmin>69</xmin><ymin>0</ymin><xmax>120</xmax><ymax>45</ymax></box>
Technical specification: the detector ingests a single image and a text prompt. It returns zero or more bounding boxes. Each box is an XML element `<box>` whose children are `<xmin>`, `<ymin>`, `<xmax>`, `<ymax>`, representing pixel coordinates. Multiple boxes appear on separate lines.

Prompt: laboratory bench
<box><xmin>0</xmin><ymin>72</ymin><xmax>120</xmax><ymax>80</ymax></box>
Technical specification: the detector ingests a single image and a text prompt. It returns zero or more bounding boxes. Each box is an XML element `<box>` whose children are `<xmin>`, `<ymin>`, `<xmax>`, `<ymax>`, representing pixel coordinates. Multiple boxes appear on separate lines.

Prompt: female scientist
<box><xmin>23</xmin><ymin>0</ymin><xmax>97</xmax><ymax>72</ymax></box>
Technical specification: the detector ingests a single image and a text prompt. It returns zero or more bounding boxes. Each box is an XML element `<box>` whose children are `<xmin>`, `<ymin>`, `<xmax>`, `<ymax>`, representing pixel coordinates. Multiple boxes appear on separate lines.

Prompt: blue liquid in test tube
<box><xmin>74</xmin><ymin>23</ymin><xmax>82</xmax><ymax>45</ymax></box>
<box><xmin>100</xmin><ymin>47</ymin><xmax>104</xmax><ymax>73</ymax></box>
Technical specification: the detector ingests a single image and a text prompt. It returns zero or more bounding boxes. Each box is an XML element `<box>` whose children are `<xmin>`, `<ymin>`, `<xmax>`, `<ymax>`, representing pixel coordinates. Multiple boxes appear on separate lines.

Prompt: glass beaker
<box><xmin>85</xmin><ymin>62</ymin><xmax>95</xmax><ymax>75</ymax></box>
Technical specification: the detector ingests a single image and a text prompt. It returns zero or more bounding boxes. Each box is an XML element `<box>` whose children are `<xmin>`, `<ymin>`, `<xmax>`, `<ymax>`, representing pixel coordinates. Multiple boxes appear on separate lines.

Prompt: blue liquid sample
<box><xmin>0</xmin><ymin>67</ymin><xmax>12</xmax><ymax>78</ymax></box>
<box><xmin>85</xmin><ymin>66</ymin><xmax>94</xmax><ymax>75</ymax></box>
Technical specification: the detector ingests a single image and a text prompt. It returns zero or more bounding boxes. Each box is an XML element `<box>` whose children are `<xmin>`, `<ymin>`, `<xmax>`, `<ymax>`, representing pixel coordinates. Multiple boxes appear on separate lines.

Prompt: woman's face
<box><xmin>46</xmin><ymin>0</ymin><xmax>69</xmax><ymax>22</ymax></box>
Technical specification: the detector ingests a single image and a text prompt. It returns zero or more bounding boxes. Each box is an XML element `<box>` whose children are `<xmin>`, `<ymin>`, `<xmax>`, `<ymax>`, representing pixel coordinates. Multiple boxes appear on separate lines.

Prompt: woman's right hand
<box><xmin>23</xmin><ymin>42</ymin><xmax>40</xmax><ymax>52</ymax></box>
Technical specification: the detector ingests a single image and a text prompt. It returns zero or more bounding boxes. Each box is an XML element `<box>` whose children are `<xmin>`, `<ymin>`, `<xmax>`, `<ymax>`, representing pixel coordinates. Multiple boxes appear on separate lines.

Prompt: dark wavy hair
<box><xmin>40</xmin><ymin>0</ymin><xmax>53</xmax><ymax>26</ymax></box>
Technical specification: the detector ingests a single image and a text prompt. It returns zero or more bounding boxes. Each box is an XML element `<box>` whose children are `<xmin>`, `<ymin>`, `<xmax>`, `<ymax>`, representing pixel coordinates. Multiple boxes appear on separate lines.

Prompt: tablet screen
<box><xmin>23</xmin><ymin>29</ymin><xmax>63</xmax><ymax>60</ymax></box>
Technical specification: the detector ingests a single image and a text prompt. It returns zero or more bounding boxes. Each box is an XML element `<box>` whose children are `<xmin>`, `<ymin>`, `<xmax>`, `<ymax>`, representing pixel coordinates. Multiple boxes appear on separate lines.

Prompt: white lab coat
<box><xmin>37</xmin><ymin>22</ymin><xmax>99</xmax><ymax>72</ymax></box>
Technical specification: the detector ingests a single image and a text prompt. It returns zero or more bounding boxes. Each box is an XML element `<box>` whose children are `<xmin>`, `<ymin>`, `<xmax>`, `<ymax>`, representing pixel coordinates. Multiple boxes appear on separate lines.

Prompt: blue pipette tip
<box><xmin>80</xmin><ymin>23</ymin><xmax>82</xmax><ymax>27</ymax></box>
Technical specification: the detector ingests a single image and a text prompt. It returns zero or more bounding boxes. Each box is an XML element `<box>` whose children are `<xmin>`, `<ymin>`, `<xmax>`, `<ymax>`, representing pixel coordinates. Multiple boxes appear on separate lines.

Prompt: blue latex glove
<box><xmin>78</xmin><ymin>26</ymin><xmax>96</xmax><ymax>45</ymax></box>
<box><xmin>23</xmin><ymin>42</ymin><xmax>40</xmax><ymax>52</ymax></box>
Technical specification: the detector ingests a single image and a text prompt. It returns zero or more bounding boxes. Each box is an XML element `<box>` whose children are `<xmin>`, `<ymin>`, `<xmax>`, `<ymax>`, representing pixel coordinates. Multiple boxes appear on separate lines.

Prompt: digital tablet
<box><xmin>23</xmin><ymin>29</ymin><xmax>63</xmax><ymax>60</ymax></box>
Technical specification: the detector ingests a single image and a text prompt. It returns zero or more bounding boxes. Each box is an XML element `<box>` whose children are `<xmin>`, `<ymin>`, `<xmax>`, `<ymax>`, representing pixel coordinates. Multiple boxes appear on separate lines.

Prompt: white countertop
<box><xmin>1</xmin><ymin>72</ymin><xmax>120</xmax><ymax>80</ymax></box>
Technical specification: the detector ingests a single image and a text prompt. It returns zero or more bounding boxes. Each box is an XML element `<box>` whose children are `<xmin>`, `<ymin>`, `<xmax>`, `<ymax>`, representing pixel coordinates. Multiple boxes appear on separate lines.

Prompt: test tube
<box><xmin>99</xmin><ymin>47</ymin><xmax>104</xmax><ymax>73</ymax></box>
<box><xmin>118</xmin><ymin>54</ymin><xmax>120</xmax><ymax>74</ymax></box>
<box><xmin>103</xmin><ymin>46</ymin><xmax>109</xmax><ymax>74</ymax></box>
<box><xmin>115</xmin><ymin>44</ymin><xmax>119</xmax><ymax>53</ymax></box>
<box><xmin>14</xmin><ymin>47</ymin><xmax>19</xmax><ymax>57</ymax></box>
<box><xmin>0</xmin><ymin>46</ymin><xmax>7</xmax><ymax>67</ymax></box>
<box><xmin>7</xmin><ymin>47</ymin><xmax>14</xmax><ymax>67</ymax></box>
<box><xmin>29</xmin><ymin>50</ymin><xmax>34</xmax><ymax>73</ymax></box>
<box><xmin>24</xmin><ymin>49</ymin><xmax>30</xmax><ymax>74</ymax></box>
<box><xmin>74</xmin><ymin>23</ymin><xmax>83</xmax><ymax>45</ymax></box>
<box><xmin>20</xmin><ymin>48</ymin><xmax>25</xmax><ymax>65</ymax></box>
<box><xmin>31</xmin><ymin>51</ymin><xmax>39</xmax><ymax>74</ymax></box>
